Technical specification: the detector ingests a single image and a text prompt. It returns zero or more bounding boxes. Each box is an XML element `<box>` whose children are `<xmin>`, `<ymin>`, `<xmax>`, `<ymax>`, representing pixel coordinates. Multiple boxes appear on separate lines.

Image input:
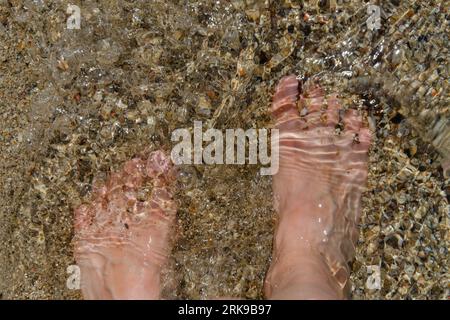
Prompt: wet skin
<box><xmin>74</xmin><ymin>151</ymin><xmax>176</xmax><ymax>299</ymax></box>
<box><xmin>264</xmin><ymin>75</ymin><xmax>371</xmax><ymax>299</ymax></box>
<box><xmin>73</xmin><ymin>75</ymin><xmax>371</xmax><ymax>300</ymax></box>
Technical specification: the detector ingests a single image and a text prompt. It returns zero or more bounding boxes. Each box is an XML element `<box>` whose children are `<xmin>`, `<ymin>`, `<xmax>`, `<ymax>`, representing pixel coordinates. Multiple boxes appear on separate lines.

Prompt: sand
<box><xmin>0</xmin><ymin>0</ymin><xmax>448</xmax><ymax>299</ymax></box>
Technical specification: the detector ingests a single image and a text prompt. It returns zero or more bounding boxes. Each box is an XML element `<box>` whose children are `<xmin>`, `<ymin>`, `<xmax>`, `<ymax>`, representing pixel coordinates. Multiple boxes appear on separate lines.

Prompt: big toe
<box><xmin>271</xmin><ymin>75</ymin><xmax>301</xmax><ymax>128</ymax></box>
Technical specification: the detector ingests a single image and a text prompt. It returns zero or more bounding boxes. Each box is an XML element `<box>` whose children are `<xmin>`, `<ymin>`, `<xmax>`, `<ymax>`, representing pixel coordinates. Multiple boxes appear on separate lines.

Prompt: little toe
<box><xmin>348</xmin><ymin>125</ymin><xmax>372</xmax><ymax>157</ymax></box>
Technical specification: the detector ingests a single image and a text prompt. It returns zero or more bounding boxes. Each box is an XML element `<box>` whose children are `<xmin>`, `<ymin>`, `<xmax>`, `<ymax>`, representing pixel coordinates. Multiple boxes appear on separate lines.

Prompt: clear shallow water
<box><xmin>0</xmin><ymin>0</ymin><xmax>448</xmax><ymax>299</ymax></box>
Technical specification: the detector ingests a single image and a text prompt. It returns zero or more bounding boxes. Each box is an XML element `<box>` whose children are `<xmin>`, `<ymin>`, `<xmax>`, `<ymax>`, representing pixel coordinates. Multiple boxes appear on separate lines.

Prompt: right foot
<box><xmin>74</xmin><ymin>151</ymin><xmax>176</xmax><ymax>299</ymax></box>
<box><xmin>264</xmin><ymin>75</ymin><xmax>371</xmax><ymax>299</ymax></box>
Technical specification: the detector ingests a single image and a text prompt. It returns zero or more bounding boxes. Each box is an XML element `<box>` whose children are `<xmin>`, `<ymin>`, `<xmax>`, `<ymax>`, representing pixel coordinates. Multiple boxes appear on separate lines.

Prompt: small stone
<box><xmin>197</xmin><ymin>96</ymin><xmax>212</xmax><ymax>117</ymax></box>
<box><xmin>245</xmin><ymin>9</ymin><xmax>260</xmax><ymax>22</ymax></box>
<box><xmin>396</xmin><ymin>192</ymin><xmax>407</xmax><ymax>205</ymax></box>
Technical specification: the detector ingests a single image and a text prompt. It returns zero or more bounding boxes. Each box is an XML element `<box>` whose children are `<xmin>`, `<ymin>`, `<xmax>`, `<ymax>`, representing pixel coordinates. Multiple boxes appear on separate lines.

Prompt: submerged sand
<box><xmin>0</xmin><ymin>0</ymin><xmax>448</xmax><ymax>299</ymax></box>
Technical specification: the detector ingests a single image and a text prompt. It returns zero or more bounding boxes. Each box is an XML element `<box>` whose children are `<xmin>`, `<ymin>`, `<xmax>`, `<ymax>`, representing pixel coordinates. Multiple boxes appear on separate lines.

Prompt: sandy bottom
<box><xmin>0</xmin><ymin>0</ymin><xmax>447</xmax><ymax>299</ymax></box>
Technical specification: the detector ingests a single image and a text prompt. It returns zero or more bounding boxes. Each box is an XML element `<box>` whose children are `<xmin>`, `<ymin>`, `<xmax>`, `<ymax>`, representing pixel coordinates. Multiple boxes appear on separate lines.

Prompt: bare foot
<box><xmin>264</xmin><ymin>75</ymin><xmax>371</xmax><ymax>299</ymax></box>
<box><xmin>74</xmin><ymin>151</ymin><xmax>176</xmax><ymax>299</ymax></box>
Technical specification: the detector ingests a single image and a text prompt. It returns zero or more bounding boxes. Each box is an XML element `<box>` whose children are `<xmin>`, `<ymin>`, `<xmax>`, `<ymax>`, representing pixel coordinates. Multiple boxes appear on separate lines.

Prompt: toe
<box><xmin>298</xmin><ymin>83</ymin><xmax>341</xmax><ymax>131</ymax></box>
<box><xmin>299</xmin><ymin>86</ymin><xmax>325</xmax><ymax>115</ymax></box>
<box><xmin>124</xmin><ymin>158</ymin><xmax>146</xmax><ymax>177</ymax></box>
<box><xmin>74</xmin><ymin>204</ymin><xmax>93</xmax><ymax>233</ymax></box>
<box><xmin>123</xmin><ymin>158</ymin><xmax>145</xmax><ymax>188</ymax></box>
<box><xmin>92</xmin><ymin>177</ymin><xmax>107</xmax><ymax>199</ymax></box>
<box><xmin>343</xmin><ymin>109</ymin><xmax>363</xmax><ymax>133</ymax></box>
<box><xmin>107</xmin><ymin>187</ymin><xmax>128</xmax><ymax>211</ymax></box>
<box><xmin>298</xmin><ymin>80</ymin><xmax>326</xmax><ymax>116</ymax></box>
<box><xmin>146</xmin><ymin>150</ymin><xmax>172</xmax><ymax>179</ymax></box>
<box><xmin>106</xmin><ymin>171</ymin><xmax>125</xmax><ymax>193</ymax></box>
<box><xmin>303</xmin><ymin>80</ymin><xmax>325</xmax><ymax>99</ymax></box>
<box><xmin>349</xmin><ymin>125</ymin><xmax>372</xmax><ymax>156</ymax></box>
<box><xmin>123</xmin><ymin>174</ymin><xmax>143</xmax><ymax>189</ymax></box>
<box><xmin>271</xmin><ymin>75</ymin><xmax>300</xmax><ymax>127</ymax></box>
<box><xmin>358</xmin><ymin>127</ymin><xmax>372</xmax><ymax>146</ymax></box>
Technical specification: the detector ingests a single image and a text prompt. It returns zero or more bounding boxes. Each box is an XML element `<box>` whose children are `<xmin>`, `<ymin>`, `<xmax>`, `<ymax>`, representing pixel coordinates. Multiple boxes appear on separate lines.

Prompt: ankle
<box><xmin>264</xmin><ymin>250</ymin><xmax>346</xmax><ymax>300</ymax></box>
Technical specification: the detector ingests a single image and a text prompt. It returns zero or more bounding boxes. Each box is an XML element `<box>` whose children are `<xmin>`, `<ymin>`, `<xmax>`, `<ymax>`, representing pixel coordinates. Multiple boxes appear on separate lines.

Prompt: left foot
<box><xmin>74</xmin><ymin>151</ymin><xmax>176</xmax><ymax>299</ymax></box>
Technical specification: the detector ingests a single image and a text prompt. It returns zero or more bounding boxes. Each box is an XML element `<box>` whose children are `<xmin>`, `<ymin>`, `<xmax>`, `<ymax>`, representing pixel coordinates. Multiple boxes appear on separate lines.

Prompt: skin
<box><xmin>74</xmin><ymin>151</ymin><xmax>176</xmax><ymax>299</ymax></box>
<box><xmin>73</xmin><ymin>75</ymin><xmax>371</xmax><ymax>300</ymax></box>
<box><xmin>264</xmin><ymin>75</ymin><xmax>371</xmax><ymax>299</ymax></box>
